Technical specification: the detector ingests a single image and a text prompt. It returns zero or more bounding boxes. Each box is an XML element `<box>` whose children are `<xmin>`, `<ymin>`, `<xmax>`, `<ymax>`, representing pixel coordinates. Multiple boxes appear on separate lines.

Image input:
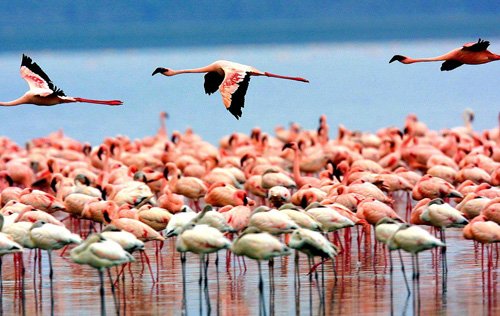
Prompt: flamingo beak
<box><xmin>152</xmin><ymin>67</ymin><xmax>167</xmax><ymax>76</ymax></box>
<box><xmin>389</xmin><ymin>55</ymin><xmax>407</xmax><ymax>63</ymax></box>
<box><xmin>282</xmin><ymin>143</ymin><xmax>293</xmax><ymax>151</ymax></box>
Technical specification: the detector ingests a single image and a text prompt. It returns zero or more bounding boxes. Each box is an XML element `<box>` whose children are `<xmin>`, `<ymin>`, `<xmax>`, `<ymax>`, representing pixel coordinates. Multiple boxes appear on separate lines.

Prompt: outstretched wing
<box><xmin>219</xmin><ymin>69</ymin><xmax>251</xmax><ymax>120</ymax></box>
<box><xmin>20</xmin><ymin>54</ymin><xmax>65</xmax><ymax>97</ymax></box>
<box><xmin>440</xmin><ymin>60</ymin><xmax>463</xmax><ymax>71</ymax></box>
<box><xmin>204</xmin><ymin>71</ymin><xmax>224</xmax><ymax>95</ymax></box>
<box><xmin>462</xmin><ymin>38</ymin><xmax>490</xmax><ymax>52</ymax></box>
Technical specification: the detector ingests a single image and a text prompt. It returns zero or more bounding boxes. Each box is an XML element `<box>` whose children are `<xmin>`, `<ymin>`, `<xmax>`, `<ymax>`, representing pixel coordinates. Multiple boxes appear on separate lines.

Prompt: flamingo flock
<box><xmin>0</xmin><ymin>109</ymin><xmax>497</xmax><ymax>314</ymax></box>
<box><xmin>0</xmin><ymin>39</ymin><xmax>498</xmax><ymax>315</ymax></box>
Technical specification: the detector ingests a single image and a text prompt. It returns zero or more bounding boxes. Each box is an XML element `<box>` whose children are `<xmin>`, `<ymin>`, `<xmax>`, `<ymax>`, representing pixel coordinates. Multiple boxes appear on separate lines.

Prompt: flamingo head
<box><xmin>389</xmin><ymin>55</ymin><xmax>409</xmax><ymax>64</ymax></box>
<box><xmin>152</xmin><ymin>67</ymin><xmax>169</xmax><ymax>76</ymax></box>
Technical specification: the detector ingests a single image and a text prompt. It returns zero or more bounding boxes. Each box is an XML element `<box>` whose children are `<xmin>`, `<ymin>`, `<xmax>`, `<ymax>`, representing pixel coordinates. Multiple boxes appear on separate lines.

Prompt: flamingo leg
<box><xmin>269</xmin><ymin>258</ymin><xmax>275</xmax><ymax>316</ymax></box>
<box><xmin>204</xmin><ymin>254</ymin><xmax>211</xmax><ymax>315</ymax></box>
<box><xmin>257</xmin><ymin>261</ymin><xmax>267</xmax><ymax>316</ymax></box>
<box><xmin>199</xmin><ymin>255</ymin><xmax>203</xmax><ymax>316</ymax></box>
<box><xmin>48</xmin><ymin>250</ymin><xmax>55</xmax><ymax>315</ymax></box>
<box><xmin>99</xmin><ymin>269</ymin><xmax>106</xmax><ymax>316</ymax></box>
<box><xmin>0</xmin><ymin>257</ymin><xmax>2</xmax><ymax>301</ymax></box>
<box><xmin>216</xmin><ymin>252</ymin><xmax>221</xmax><ymax>316</ymax></box>
<box><xmin>294</xmin><ymin>251</ymin><xmax>300</xmax><ymax>315</ymax></box>
<box><xmin>440</xmin><ymin>228</ymin><xmax>448</xmax><ymax>273</ymax></box>
<box><xmin>398</xmin><ymin>250</ymin><xmax>411</xmax><ymax>295</ymax></box>
<box><xmin>181</xmin><ymin>253</ymin><xmax>187</xmax><ymax>316</ymax></box>
<box><xmin>107</xmin><ymin>268</ymin><xmax>119</xmax><ymax>316</ymax></box>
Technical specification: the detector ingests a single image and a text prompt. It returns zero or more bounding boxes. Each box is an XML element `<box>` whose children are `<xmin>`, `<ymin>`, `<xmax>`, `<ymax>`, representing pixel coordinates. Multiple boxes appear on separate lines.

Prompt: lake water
<box><xmin>0</xmin><ymin>207</ymin><xmax>498</xmax><ymax>316</ymax></box>
<box><xmin>1</xmin><ymin>38</ymin><xmax>499</xmax><ymax>146</ymax></box>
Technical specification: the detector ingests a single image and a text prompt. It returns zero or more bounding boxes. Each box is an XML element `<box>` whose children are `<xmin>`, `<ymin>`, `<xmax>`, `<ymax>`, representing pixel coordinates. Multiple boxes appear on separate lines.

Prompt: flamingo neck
<box><xmin>167</xmin><ymin>166</ymin><xmax>179</xmax><ymax>190</ymax></box>
<box><xmin>0</xmin><ymin>97</ymin><xmax>27</xmax><ymax>106</ymax></box>
<box><xmin>292</xmin><ymin>149</ymin><xmax>302</xmax><ymax>183</ymax></box>
<box><xmin>403</xmin><ymin>56</ymin><xmax>448</xmax><ymax>64</ymax></box>
<box><xmin>170</xmin><ymin>65</ymin><xmax>217</xmax><ymax>75</ymax></box>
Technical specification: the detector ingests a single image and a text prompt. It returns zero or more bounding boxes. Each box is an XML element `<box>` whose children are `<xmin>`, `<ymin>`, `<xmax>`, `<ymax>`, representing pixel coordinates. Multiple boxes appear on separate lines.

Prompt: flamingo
<box><xmin>267</xmin><ymin>186</ymin><xmax>292</xmax><ymax>208</ymax></box>
<box><xmin>375</xmin><ymin>218</ymin><xmax>411</xmax><ymax>294</ymax></box>
<box><xmin>0</xmin><ymin>55</ymin><xmax>123</xmax><ymax>107</ymax></box>
<box><xmin>29</xmin><ymin>220</ymin><xmax>82</xmax><ymax>277</ymax></box>
<box><xmin>249</xmin><ymin>206</ymin><xmax>299</xmax><ymax>235</ymax></box>
<box><xmin>278</xmin><ymin>204</ymin><xmax>322</xmax><ymax>231</ymax></box>
<box><xmin>0</xmin><ymin>217</ymin><xmax>23</xmax><ymax>294</ymax></box>
<box><xmin>420</xmin><ymin>198</ymin><xmax>468</xmax><ymax>272</ymax></box>
<box><xmin>231</xmin><ymin>227</ymin><xmax>291</xmax><ymax>315</ymax></box>
<box><xmin>152</xmin><ymin>60</ymin><xmax>309</xmax><ymax>119</ymax></box>
<box><xmin>387</xmin><ymin>223</ymin><xmax>446</xmax><ymax>283</ymax></box>
<box><xmin>389</xmin><ymin>38</ymin><xmax>500</xmax><ymax>71</ymax></box>
<box><xmin>70</xmin><ymin>233</ymin><xmax>134</xmax><ymax>315</ymax></box>
<box><xmin>176</xmin><ymin>218</ymin><xmax>232</xmax><ymax>314</ymax></box>
<box><xmin>289</xmin><ymin>227</ymin><xmax>339</xmax><ymax>313</ymax></box>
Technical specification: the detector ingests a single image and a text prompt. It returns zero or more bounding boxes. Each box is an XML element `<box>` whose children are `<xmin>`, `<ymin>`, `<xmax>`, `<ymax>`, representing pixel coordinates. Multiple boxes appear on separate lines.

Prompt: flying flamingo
<box><xmin>152</xmin><ymin>60</ymin><xmax>309</xmax><ymax>119</ymax></box>
<box><xmin>389</xmin><ymin>38</ymin><xmax>500</xmax><ymax>71</ymax></box>
<box><xmin>0</xmin><ymin>55</ymin><xmax>123</xmax><ymax>107</ymax></box>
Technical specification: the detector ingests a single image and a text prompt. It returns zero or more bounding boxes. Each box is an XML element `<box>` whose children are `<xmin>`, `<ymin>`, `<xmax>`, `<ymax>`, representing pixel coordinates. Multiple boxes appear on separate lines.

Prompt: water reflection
<box><xmin>0</xmin><ymin>218</ymin><xmax>498</xmax><ymax>315</ymax></box>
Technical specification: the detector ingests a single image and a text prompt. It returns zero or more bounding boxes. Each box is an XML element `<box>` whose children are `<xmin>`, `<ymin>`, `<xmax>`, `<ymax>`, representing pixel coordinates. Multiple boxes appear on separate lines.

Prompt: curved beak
<box><xmin>152</xmin><ymin>67</ymin><xmax>166</xmax><ymax>76</ymax></box>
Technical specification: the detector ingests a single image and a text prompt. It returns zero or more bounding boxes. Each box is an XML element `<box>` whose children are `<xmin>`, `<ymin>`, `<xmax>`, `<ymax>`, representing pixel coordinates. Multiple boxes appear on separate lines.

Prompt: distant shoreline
<box><xmin>2</xmin><ymin>15</ymin><xmax>500</xmax><ymax>52</ymax></box>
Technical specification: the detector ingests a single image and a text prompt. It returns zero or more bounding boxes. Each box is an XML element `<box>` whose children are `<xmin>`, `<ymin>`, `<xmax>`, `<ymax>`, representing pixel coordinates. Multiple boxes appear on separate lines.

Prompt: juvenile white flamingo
<box><xmin>388</xmin><ymin>223</ymin><xmax>446</xmax><ymax>278</ymax></box>
<box><xmin>70</xmin><ymin>233</ymin><xmax>134</xmax><ymax>315</ymax></box>
<box><xmin>231</xmin><ymin>227</ymin><xmax>291</xmax><ymax>315</ymax></box>
<box><xmin>390</xmin><ymin>39</ymin><xmax>500</xmax><ymax>71</ymax></box>
<box><xmin>0</xmin><ymin>217</ymin><xmax>23</xmax><ymax>294</ymax></box>
<box><xmin>0</xmin><ymin>55</ymin><xmax>123</xmax><ymax>107</ymax></box>
<box><xmin>152</xmin><ymin>60</ymin><xmax>309</xmax><ymax>119</ymax></box>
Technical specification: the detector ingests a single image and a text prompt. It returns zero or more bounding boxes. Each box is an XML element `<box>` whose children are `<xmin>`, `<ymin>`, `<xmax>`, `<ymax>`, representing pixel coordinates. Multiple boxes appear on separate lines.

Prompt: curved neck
<box><xmin>167</xmin><ymin>165</ymin><xmax>179</xmax><ymax>189</ymax></box>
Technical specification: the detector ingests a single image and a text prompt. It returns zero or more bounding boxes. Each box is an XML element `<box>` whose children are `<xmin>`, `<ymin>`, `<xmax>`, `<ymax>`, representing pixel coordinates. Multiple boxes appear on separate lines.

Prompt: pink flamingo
<box><xmin>390</xmin><ymin>39</ymin><xmax>500</xmax><ymax>71</ymax></box>
<box><xmin>152</xmin><ymin>60</ymin><xmax>308</xmax><ymax>119</ymax></box>
<box><xmin>0</xmin><ymin>55</ymin><xmax>122</xmax><ymax>107</ymax></box>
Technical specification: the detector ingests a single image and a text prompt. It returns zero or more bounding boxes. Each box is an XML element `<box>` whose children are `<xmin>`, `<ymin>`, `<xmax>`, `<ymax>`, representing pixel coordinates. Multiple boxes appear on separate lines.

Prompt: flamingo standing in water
<box><xmin>0</xmin><ymin>55</ymin><xmax>123</xmax><ymax>107</ymax></box>
<box><xmin>389</xmin><ymin>39</ymin><xmax>500</xmax><ymax>71</ymax></box>
<box><xmin>152</xmin><ymin>60</ymin><xmax>309</xmax><ymax>119</ymax></box>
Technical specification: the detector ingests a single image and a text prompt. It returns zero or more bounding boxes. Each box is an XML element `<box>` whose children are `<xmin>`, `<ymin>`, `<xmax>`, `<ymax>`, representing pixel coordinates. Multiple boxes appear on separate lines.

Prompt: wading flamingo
<box><xmin>231</xmin><ymin>227</ymin><xmax>291</xmax><ymax>315</ymax></box>
<box><xmin>152</xmin><ymin>60</ymin><xmax>309</xmax><ymax>119</ymax></box>
<box><xmin>0</xmin><ymin>55</ymin><xmax>123</xmax><ymax>107</ymax></box>
<box><xmin>175</xmin><ymin>209</ymin><xmax>232</xmax><ymax>315</ymax></box>
<box><xmin>387</xmin><ymin>222</ymin><xmax>446</xmax><ymax>300</ymax></box>
<box><xmin>70</xmin><ymin>234</ymin><xmax>134</xmax><ymax>315</ymax></box>
<box><xmin>390</xmin><ymin>39</ymin><xmax>500</xmax><ymax>71</ymax></box>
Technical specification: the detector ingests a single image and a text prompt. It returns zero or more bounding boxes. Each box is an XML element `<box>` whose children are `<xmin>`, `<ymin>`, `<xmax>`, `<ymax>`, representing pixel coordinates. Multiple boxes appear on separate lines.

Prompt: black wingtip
<box><xmin>389</xmin><ymin>55</ymin><xmax>407</xmax><ymax>63</ymax></box>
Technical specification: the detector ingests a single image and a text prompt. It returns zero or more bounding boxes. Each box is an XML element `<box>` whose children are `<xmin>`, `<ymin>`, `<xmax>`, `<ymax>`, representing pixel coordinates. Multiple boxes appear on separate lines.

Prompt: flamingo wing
<box><xmin>462</xmin><ymin>38</ymin><xmax>490</xmax><ymax>52</ymax></box>
<box><xmin>204</xmin><ymin>72</ymin><xmax>224</xmax><ymax>95</ymax></box>
<box><xmin>440</xmin><ymin>60</ymin><xmax>463</xmax><ymax>71</ymax></box>
<box><xmin>20</xmin><ymin>54</ymin><xmax>65</xmax><ymax>97</ymax></box>
<box><xmin>218</xmin><ymin>69</ymin><xmax>251</xmax><ymax>120</ymax></box>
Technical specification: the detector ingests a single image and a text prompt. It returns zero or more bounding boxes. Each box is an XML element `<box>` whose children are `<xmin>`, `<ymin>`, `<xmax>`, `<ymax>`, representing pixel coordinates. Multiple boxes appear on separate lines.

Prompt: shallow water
<box><xmin>0</xmin><ymin>200</ymin><xmax>498</xmax><ymax>316</ymax></box>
